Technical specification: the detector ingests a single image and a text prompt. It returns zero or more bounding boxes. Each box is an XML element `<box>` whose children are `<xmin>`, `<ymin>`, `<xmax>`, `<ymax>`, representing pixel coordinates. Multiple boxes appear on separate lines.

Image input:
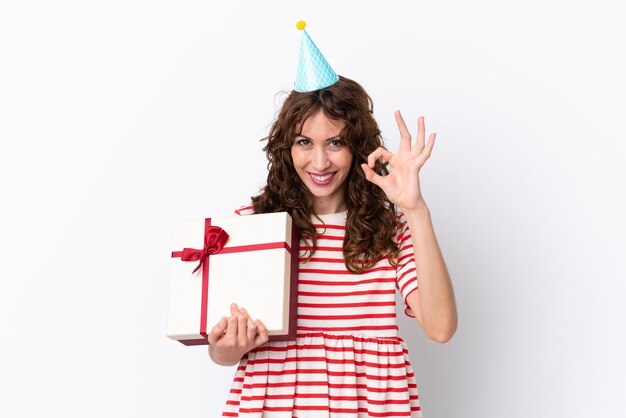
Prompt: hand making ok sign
<box><xmin>361</xmin><ymin>111</ymin><xmax>436</xmax><ymax>211</ymax></box>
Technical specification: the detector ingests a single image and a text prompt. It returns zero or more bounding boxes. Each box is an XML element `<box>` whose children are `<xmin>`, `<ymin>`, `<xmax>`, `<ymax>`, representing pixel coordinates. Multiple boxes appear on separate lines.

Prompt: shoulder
<box><xmin>234</xmin><ymin>204</ymin><xmax>255</xmax><ymax>216</ymax></box>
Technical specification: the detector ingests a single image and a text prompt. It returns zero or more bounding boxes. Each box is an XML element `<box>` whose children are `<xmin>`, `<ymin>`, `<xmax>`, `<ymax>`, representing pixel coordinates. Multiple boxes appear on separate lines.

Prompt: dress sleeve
<box><xmin>395</xmin><ymin>210</ymin><xmax>419</xmax><ymax>318</ymax></box>
<box><xmin>234</xmin><ymin>204</ymin><xmax>255</xmax><ymax>216</ymax></box>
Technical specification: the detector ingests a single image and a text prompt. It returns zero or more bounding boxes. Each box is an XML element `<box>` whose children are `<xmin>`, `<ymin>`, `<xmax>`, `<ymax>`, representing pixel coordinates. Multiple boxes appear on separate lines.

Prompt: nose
<box><xmin>312</xmin><ymin>145</ymin><xmax>331</xmax><ymax>171</ymax></box>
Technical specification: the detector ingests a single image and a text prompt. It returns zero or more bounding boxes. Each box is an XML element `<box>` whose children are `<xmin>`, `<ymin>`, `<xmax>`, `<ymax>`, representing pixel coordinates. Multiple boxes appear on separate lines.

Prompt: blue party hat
<box><xmin>294</xmin><ymin>21</ymin><xmax>339</xmax><ymax>93</ymax></box>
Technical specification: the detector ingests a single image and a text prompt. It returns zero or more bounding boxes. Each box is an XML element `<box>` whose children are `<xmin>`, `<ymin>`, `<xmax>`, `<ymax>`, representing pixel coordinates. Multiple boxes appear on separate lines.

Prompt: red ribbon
<box><xmin>180</xmin><ymin>226</ymin><xmax>229</xmax><ymax>274</ymax></box>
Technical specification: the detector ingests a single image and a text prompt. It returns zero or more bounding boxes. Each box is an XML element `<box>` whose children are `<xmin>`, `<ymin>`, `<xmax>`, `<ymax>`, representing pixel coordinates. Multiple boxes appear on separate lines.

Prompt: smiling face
<box><xmin>291</xmin><ymin>108</ymin><xmax>353</xmax><ymax>215</ymax></box>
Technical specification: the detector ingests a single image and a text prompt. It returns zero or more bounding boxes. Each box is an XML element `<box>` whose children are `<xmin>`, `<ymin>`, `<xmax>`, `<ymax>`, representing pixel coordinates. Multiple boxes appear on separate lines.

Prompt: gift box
<box><xmin>166</xmin><ymin>212</ymin><xmax>299</xmax><ymax>346</ymax></box>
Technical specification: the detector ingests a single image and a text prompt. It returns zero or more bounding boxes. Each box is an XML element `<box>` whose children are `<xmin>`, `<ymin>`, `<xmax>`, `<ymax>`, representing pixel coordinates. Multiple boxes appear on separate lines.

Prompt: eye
<box><xmin>295</xmin><ymin>138</ymin><xmax>310</xmax><ymax>146</ymax></box>
<box><xmin>329</xmin><ymin>138</ymin><xmax>344</xmax><ymax>147</ymax></box>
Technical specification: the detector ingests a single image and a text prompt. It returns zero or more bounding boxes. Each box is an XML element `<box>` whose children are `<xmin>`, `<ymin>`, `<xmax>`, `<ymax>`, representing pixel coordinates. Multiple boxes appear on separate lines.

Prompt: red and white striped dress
<box><xmin>221</xmin><ymin>205</ymin><xmax>423</xmax><ymax>417</ymax></box>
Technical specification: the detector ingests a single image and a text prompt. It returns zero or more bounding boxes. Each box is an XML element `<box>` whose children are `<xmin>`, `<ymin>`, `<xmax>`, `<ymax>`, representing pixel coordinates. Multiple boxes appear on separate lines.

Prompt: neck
<box><xmin>312</xmin><ymin>199</ymin><xmax>347</xmax><ymax>215</ymax></box>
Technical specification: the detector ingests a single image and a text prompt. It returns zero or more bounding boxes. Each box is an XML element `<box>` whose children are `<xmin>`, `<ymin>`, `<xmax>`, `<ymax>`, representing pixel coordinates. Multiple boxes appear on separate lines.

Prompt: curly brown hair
<box><xmin>251</xmin><ymin>75</ymin><xmax>399</xmax><ymax>273</ymax></box>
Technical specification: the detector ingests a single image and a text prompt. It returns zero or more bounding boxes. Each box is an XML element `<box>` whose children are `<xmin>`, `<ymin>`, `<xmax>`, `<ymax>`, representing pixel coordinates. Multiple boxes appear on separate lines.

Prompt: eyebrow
<box><xmin>295</xmin><ymin>134</ymin><xmax>342</xmax><ymax>141</ymax></box>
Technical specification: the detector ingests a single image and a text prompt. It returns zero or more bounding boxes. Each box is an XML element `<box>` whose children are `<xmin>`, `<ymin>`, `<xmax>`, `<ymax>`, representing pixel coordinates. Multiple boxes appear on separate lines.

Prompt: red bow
<box><xmin>180</xmin><ymin>226</ymin><xmax>229</xmax><ymax>274</ymax></box>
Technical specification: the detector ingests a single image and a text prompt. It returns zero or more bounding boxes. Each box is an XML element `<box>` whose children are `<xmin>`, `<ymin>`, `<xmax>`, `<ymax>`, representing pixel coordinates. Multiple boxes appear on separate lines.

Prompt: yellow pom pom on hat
<box><xmin>294</xmin><ymin>20</ymin><xmax>339</xmax><ymax>92</ymax></box>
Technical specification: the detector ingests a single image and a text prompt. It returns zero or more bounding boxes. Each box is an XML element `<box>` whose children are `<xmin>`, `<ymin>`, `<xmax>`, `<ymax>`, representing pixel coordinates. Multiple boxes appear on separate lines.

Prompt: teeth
<box><xmin>311</xmin><ymin>173</ymin><xmax>333</xmax><ymax>181</ymax></box>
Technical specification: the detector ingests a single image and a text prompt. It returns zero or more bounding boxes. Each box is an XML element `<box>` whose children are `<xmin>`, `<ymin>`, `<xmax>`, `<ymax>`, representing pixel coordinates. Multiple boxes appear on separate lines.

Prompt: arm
<box><xmin>362</xmin><ymin>111</ymin><xmax>457</xmax><ymax>343</ymax></box>
<box><xmin>403</xmin><ymin>201</ymin><xmax>457</xmax><ymax>343</ymax></box>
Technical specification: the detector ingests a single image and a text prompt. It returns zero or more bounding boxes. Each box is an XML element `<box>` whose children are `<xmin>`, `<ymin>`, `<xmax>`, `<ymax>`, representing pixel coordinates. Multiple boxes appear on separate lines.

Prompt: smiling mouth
<box><xmin>309</xmin><ymin>172</ymin><xmax>336</xmax><ymax>186</ymax></box>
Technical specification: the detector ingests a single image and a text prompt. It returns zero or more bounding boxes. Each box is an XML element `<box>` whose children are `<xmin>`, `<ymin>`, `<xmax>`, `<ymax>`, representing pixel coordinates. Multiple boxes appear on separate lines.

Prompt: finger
<box><xmin>208</xmin><ymin>316</ymin><xmax>228</xmax><ymax>345</ymax></box>
<box><xmin>361</xmin><ymin>163</ymin><xmax>385</xmax><ymax>188</ymax></box>
<box><xmin>224</xmin><ymin>314</ymin><xmax>238</xmax><ymax>340</ymax></box>
<box><xmin>394</xmin><ymin>110</ymin><xmax>412</xmax><ymax>150</ymax></box>
<box><xmin>230</xmin><ymin>303</ymin><xmax>239</xmax><ymax>316</ymax></box>
<box><xmin>246</xmin><ymin>318</ymin><xmax>258</xmax><ymax>344</ymax></box>
<box><xmin>422</xmin><ymin>133</ymin><xmax>436</xmax><ymax>159</ymax></box>
<box><xmin>239</xmin><ymin>306</ymin><xmax>251</xmax><ymax>322</ymax></box>
<box><xmin>254</xmin><ymin>319</ymin><xmax>269</xmax><ymax>346</ymax></box>
<box><xmin>367</xmin><ymin>147</ymin><xmax>393</xmax><ymax>168</ymax></box>
<box><xmin>237</xmin><ymin>309</ymin><xmax>248</xmax><ymax>344</ymax></box>
<box><xmin>416</xmin><ymin>133</ymin><xmax>437</xmax><ymax>168</ymax></box>
<box><xmin>414</xmin><ymin>116</ymin><xmax>425</xmax><ymax>151</ymax></box>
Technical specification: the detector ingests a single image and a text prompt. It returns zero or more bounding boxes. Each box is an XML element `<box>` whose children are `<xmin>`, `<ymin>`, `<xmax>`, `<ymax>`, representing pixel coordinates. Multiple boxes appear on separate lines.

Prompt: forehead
<box><xmin>298</xmin><ymin>109</ymin><xmax>346</xmax><ymax>137</ymax></box>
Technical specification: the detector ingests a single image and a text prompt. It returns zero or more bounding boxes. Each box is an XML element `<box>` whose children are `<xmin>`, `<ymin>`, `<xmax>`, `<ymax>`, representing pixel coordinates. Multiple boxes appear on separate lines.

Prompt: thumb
<box><xmin>361</xmin><ymin>163</ymin><xmax>384</xmax><ymax>188</ymax></box>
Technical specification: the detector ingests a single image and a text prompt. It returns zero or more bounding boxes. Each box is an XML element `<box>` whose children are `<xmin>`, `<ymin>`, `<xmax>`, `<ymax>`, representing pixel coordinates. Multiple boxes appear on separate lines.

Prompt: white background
<box><xmin>1</xmin><ymin>1</ymin><xmax>625</xmax><ymax>417</ymax></box>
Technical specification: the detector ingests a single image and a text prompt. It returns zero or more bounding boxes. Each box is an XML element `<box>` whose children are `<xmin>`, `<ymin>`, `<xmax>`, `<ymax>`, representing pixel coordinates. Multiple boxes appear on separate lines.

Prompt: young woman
<box><xmin>207</xmin><ymin>75</ymin><xmax>457</xmax><ymax>417</ymax></box>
